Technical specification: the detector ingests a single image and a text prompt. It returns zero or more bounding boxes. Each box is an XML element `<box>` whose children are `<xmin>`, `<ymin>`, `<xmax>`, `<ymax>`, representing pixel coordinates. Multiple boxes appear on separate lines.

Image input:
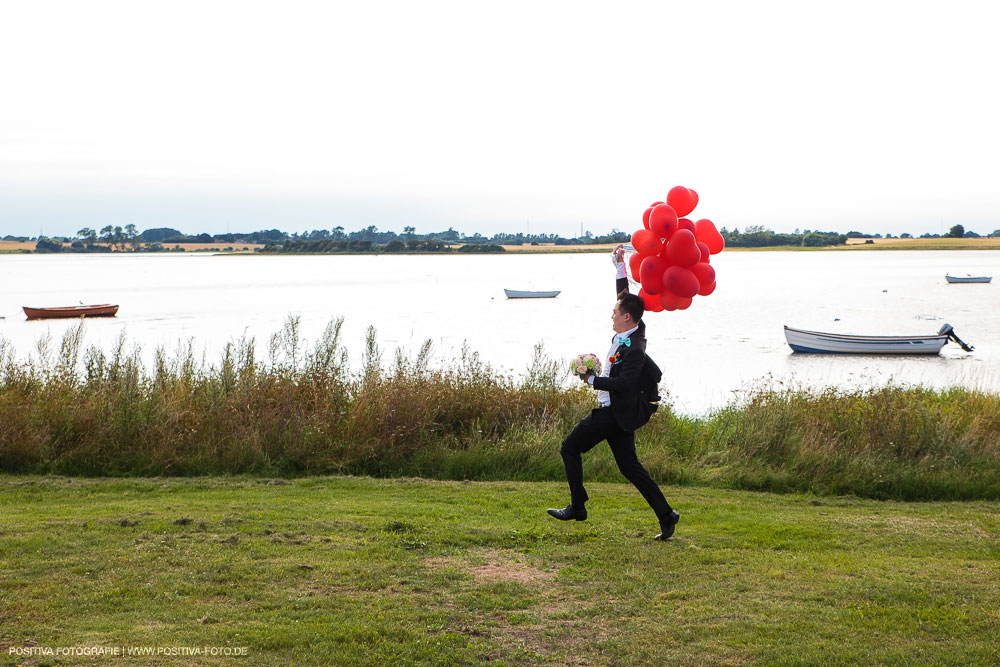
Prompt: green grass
<box><xmin>1</xmin><ymin>476</ymin><xmax>998</xmax><ymax>665</ymax></box>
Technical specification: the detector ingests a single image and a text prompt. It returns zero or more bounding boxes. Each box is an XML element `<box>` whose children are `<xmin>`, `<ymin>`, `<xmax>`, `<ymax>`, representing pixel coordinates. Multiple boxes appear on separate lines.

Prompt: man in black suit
<box><xmin>547</xmin><ymin>248</ymin><xmax>679</xmax><ymax>540</ymax></box>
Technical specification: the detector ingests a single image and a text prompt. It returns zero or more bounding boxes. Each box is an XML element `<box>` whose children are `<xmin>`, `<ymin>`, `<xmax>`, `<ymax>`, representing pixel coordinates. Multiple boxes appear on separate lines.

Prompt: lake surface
<box><xmin>2</xmin><ymin>250</ymin><xmax>999</xmax><ymax>414</ymax></box>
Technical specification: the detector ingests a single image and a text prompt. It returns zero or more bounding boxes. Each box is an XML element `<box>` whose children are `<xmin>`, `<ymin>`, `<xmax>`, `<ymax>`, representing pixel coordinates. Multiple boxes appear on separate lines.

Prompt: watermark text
<box><xmin>9</xmin><ymin>645</ymin><xmax>248</xmax><ymax>658</ymax></box>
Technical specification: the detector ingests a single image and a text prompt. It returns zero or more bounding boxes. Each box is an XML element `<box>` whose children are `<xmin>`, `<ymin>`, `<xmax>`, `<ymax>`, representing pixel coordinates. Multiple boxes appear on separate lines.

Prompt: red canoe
<box><xmin>23</xmin><ymin>304</ymin><xmax>119</xmax><ymax>320</ymax></box>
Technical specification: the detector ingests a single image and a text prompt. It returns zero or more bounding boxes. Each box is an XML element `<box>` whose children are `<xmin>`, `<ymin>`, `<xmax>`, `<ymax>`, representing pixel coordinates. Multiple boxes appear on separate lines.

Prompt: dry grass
<box><xmin>500</xmin><ymin>243</ymin><xmax>619</xmax><ymax>253</ymax></box>
<box><xmin>427</xmin><ymin>548</ymin><xmax>560</xmax><ymax>586</ymax></box>
<box><xmin>1</xmin><ymin>319</ymin><xmax>999</xmax><ymax>502</ymax></box>
<box><xmin>496</xmin><ymin>238</ymin><xmax>1000</xmax><ymax>254</ymax></box>
<box><xmin>0</xmin><ymin>240</ymin><xmax>265</xmax><ymax>252</ymax></box>
<box><xmin>500</xmin><ymin>238</ymin><xmax>1000</xmax><ymax>253</ymax></box>
<box><xmin>842</xmin><ymin>237</ymin><xmax>1000</xmax><ymax>249</ymax></box>
<box><xmin>0</xmin><ymin>241</ymin><xmax>34</xmax><ymax>251</ymax></box>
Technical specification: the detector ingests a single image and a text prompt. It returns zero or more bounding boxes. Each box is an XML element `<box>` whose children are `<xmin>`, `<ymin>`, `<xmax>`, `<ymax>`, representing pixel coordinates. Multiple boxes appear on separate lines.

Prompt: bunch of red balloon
<box><xmin>629</xmin><ymin>186</ymin><xmax>725</xmax><ymax>312</ymax></box>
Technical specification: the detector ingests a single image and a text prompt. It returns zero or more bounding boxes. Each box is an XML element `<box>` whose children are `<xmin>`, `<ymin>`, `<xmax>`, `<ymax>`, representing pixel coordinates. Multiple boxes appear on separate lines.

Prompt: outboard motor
<box><xmin>938</xmin><ymin>323</ymin><xmax>974</xmax><ymax>352</ymax></box>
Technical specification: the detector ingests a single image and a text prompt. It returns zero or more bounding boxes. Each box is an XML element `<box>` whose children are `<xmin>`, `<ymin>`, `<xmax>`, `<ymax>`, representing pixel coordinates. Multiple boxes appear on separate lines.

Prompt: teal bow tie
<box><xmin>616</xmin><ymin>335</ymin><xmax>632</xmax><ymax>348</ymax></box>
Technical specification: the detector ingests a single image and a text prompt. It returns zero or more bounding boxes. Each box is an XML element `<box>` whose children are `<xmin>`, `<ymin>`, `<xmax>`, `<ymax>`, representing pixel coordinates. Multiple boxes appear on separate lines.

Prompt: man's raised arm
<box><xmin>613</xmin><ymin>245</ymin><xmax>630</xmax><ymax>295</ymax></box>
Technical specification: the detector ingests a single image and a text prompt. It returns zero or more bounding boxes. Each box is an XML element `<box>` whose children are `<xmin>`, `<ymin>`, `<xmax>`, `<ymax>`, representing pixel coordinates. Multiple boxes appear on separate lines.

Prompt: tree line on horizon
<box><xmin>10</xmin><ymin>222</ymin><xmax>1000</xmax><ymax>253</ymax></box>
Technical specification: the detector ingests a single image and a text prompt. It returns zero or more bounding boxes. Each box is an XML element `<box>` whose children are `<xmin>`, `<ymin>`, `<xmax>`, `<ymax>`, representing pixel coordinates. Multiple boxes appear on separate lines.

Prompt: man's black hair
<box><xmin>616</xmin><ymin>290</ymin><xmax>644</xmax><ymax>324</ymax></box>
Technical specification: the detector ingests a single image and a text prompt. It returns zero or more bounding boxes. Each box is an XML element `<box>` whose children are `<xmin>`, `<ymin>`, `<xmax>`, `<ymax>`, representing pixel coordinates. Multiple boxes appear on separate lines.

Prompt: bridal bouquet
<box><xmin>570</xmin><ymin>353</ymin><xmax>601</xmax><ymax>379</ymax></box>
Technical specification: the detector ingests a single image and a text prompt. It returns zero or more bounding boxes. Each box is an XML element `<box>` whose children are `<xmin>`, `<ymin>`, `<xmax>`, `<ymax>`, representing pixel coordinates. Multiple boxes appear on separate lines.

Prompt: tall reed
<box><xmin>1</xmin><ymin>319</ymin><xmax>998</xmax><ymax>500</ymax></box>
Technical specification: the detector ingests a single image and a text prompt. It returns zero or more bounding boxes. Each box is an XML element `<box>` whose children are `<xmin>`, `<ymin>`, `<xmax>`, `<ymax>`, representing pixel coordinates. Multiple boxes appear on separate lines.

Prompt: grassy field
<box><xmin>1</xmin><ymin>476</ymin><xmax>998</xmax><ymax>666</ymax></box>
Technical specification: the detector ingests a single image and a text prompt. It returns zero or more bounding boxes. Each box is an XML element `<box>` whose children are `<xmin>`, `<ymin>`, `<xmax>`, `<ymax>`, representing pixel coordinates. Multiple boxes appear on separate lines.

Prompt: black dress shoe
<box><xmin>547</xmin><ymin>504</ymin><xmax>587</xmax><ymax>521</ymax></box>
<box><xmin>654</xmin><ymin>510</ymin><xmax>680</xmax><ymax>540</ymax></box>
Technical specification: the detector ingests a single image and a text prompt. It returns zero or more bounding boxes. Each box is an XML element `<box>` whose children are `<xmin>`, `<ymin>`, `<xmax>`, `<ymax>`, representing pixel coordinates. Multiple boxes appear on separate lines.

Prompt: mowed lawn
<box><xmin>1</xmin><ymin>476</ymin><xmax>998</xmax><ymax>666</ymax></box>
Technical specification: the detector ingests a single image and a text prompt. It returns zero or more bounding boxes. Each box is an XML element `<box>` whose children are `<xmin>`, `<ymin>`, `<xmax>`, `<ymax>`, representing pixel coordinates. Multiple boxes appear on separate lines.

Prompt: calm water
<box><xmin>2</xmin><ymin>251</ymin><xmax>999</xmax><ymax>414</ymax></box>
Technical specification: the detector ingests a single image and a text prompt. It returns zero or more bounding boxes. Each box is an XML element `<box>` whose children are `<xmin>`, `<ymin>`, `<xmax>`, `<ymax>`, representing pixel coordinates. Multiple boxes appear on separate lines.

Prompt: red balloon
<box><xmin>691</xmin><ymin>263</ymin><xmax>716</xmax><ymax>295</ymax></box>
<box><xmin>649</xmin><ymin>201</ymin><xmax>665</xmax><ymax>207</ymax></box>
<box><xmin>665</xmin><ymin>229</ymin><xmax>701</xmax><ymax>267</ymax></box>
<box><xmin>666</xmin><ymin>186</ymin><xmax>697</xmax><ymax>217</ymax></box>
<box><xmin>639</xmin><ymin>255</ymin><xmax>668</xmax><ymax>295</ymax></box>
<box><xmin>689</xmin><ymin>189</ymin><xmax>699</xmax><ymax>211</ymax></box>
<box><xmin>663</xmin><ymin>265</ymin><xmax>700</xmax><ymax>298</ymax></box>
<box><xmin>648</xmin><ymin>204</ymin><xmax>678</xmax><ymax>240</ymax></box>
<box><xmin>677</xmin><ymin>218</ymin><xmax>695</xmax><ymax>233</ymax></box>
<box><xmin>639</xmin><ymin>288</ymin><xmax>664</xmax><ymax>312</ymax></box>
<box><xmin>659</xmin><ymin>290</ymin><xmax>693</xmax><ymax>311</ymax></box>
<box><xmin>700</xmin><ymin>280</ymin><xmax>717</xmax><ymax>296</ymax></box>
<box><xmin>631</xmin><ymin>229</ymin><xmax>662</xmax><ymax>257</ymax></box>
<box><xmin>695</xmin><ymin>219</ymin><xmax>725</xmax><ymax>255</ymax></box>
<box><xmin>697</xmin><ymin>241</ymin><xmax>711</xmax><ymax>263</ymax></box>
<box><xmin>642</xmin><ymin>206</ymin><xmax>654</xmax><ymax>229</ymax></box>
<box><xmin>628</xmin><ymin>252</ymin><xmax>643</xmax><ymax>281</ymax></box>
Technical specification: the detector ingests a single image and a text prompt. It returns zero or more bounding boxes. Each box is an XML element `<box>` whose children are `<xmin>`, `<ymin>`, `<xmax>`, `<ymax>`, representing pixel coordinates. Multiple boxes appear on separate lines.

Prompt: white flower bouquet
<box><xmin>570</xmin><ymin>353</ymin><xmax>601</xmax><ymax>380</ymax></box>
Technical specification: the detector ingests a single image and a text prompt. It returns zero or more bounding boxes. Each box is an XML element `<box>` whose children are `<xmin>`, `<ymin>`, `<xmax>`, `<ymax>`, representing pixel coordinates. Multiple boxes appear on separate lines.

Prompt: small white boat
<box><xmin>504</xmin><ymin>289</ymin><xmax>560</xmax><ymax>299</ymax></box>
<box><xmin>945</xmin><ymin>274</ymin><xmax>991</xmax><ymax>283</ymax></box>
<box><xmin>784</xmin><ymin>323</ymin><xmax>973</xmax><ymax>355</ymax></box>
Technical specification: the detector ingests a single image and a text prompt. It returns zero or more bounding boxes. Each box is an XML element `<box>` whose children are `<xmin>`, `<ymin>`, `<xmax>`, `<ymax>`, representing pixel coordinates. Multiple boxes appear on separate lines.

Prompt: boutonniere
<box><xmin>609</xmin><ymin>352</ymin><xmax>622</xmax><ymax>366</ymax></box>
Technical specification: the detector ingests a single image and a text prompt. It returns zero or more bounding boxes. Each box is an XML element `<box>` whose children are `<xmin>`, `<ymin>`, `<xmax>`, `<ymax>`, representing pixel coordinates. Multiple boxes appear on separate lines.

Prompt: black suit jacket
<box><xmin>595</xmin><ymin>274</ymin><xmax>662</xmax><ymax>432</ymax></box>
<box><xmin>592</xmin><ymin>328</ymin><xmax>659</xmax><ymax>432</ymax></box>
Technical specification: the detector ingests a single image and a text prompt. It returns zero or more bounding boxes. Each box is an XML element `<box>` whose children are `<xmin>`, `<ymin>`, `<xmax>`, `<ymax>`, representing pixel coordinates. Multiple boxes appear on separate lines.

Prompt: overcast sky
<box><xmin>2</xmin><ymin>0</ymin><xmax>999</xmax><ymax>239</ymax></box>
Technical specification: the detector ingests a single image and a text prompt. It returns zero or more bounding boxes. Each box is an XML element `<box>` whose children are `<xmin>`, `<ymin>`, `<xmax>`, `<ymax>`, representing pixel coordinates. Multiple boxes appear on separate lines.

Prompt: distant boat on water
<box><xmin>504</xmin><ymin>289</ymin><xmax>560</xmax><ymax>299</ymax></box>
<box><xmin>23</xmin><ymin>304</ymin><xmax>119</xmax><ymax>320</ymax></box>
<box><xmin>945</xmin><ymin>274</ymin><xmax>991</xmax><ymax>283</ymax></box>
<box><xmin>784</xmin><ymin>323</ymin><xmax>973</xmax><ymax>355</ymax></box>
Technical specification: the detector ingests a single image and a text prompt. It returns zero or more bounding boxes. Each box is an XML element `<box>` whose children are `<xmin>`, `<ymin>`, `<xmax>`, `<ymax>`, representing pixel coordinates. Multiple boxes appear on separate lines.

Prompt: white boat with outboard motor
<box><xmin>784</xmin><ymin>323</ymin><xmax>973</xmax><ymax>355</ymax></box>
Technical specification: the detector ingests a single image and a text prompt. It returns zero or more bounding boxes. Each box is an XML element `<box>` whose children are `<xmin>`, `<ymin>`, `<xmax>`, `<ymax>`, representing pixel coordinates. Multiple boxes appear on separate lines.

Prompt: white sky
<box><xmin>2</xmin><ymin>0</ymin><xmax>999</xmax><ymax>238</ymax></box>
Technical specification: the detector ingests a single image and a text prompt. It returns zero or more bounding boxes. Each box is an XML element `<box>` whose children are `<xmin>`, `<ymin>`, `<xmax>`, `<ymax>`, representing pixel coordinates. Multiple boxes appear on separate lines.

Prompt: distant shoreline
<box><xmin>502</xmin><ymin>238</ymin><xmax>1000</xmax><ymax>252</ymax></box>
<box><xmin>3</xmin><ymin>238</ymin><xmax>1000</xmax><ymax>255</ymax></box>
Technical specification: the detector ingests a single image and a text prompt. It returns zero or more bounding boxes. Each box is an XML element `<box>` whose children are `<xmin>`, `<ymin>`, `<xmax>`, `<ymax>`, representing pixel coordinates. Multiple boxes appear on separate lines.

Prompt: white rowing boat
<box><xmin>945</xmin><ymin>274</ymin><xmax>992</xmax><ymax>284</ymax></box>
<box><xmin>784</xmin><ymin>323</ymin><xmax>973</xmax><ymax>355</ymax></box>
<box><xmin>504</xmin><ymin>289</ymin><xmax>561</xmax><ymax>299</ymax></box>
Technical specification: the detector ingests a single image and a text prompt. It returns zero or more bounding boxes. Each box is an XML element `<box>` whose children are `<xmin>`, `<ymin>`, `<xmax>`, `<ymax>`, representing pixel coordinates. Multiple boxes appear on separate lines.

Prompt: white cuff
<box><xmin>615</xmin><ymin>263</ymin><xmax>627</xmax><ymax>280</ymax></box>
<box><xmin>587</xmin><ymin>375</ymin><xmax>595</xmax><ymax>386</ymax></box>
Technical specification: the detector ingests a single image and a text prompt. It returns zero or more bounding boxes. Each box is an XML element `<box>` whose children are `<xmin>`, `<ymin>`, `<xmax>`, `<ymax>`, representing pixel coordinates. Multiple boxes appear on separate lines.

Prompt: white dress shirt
<box><xmin>589</xmin><ymin>324</ymin><xmax>639</xmax><ymax>406</ymax></box>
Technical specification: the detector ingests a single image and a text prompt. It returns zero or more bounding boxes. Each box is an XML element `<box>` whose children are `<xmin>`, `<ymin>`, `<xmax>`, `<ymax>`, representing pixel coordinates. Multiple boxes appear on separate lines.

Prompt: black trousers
<box><xmin>560</xmin><ymin>407</ymin><xmax>672</xmax><ymax>519</ymax></box>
